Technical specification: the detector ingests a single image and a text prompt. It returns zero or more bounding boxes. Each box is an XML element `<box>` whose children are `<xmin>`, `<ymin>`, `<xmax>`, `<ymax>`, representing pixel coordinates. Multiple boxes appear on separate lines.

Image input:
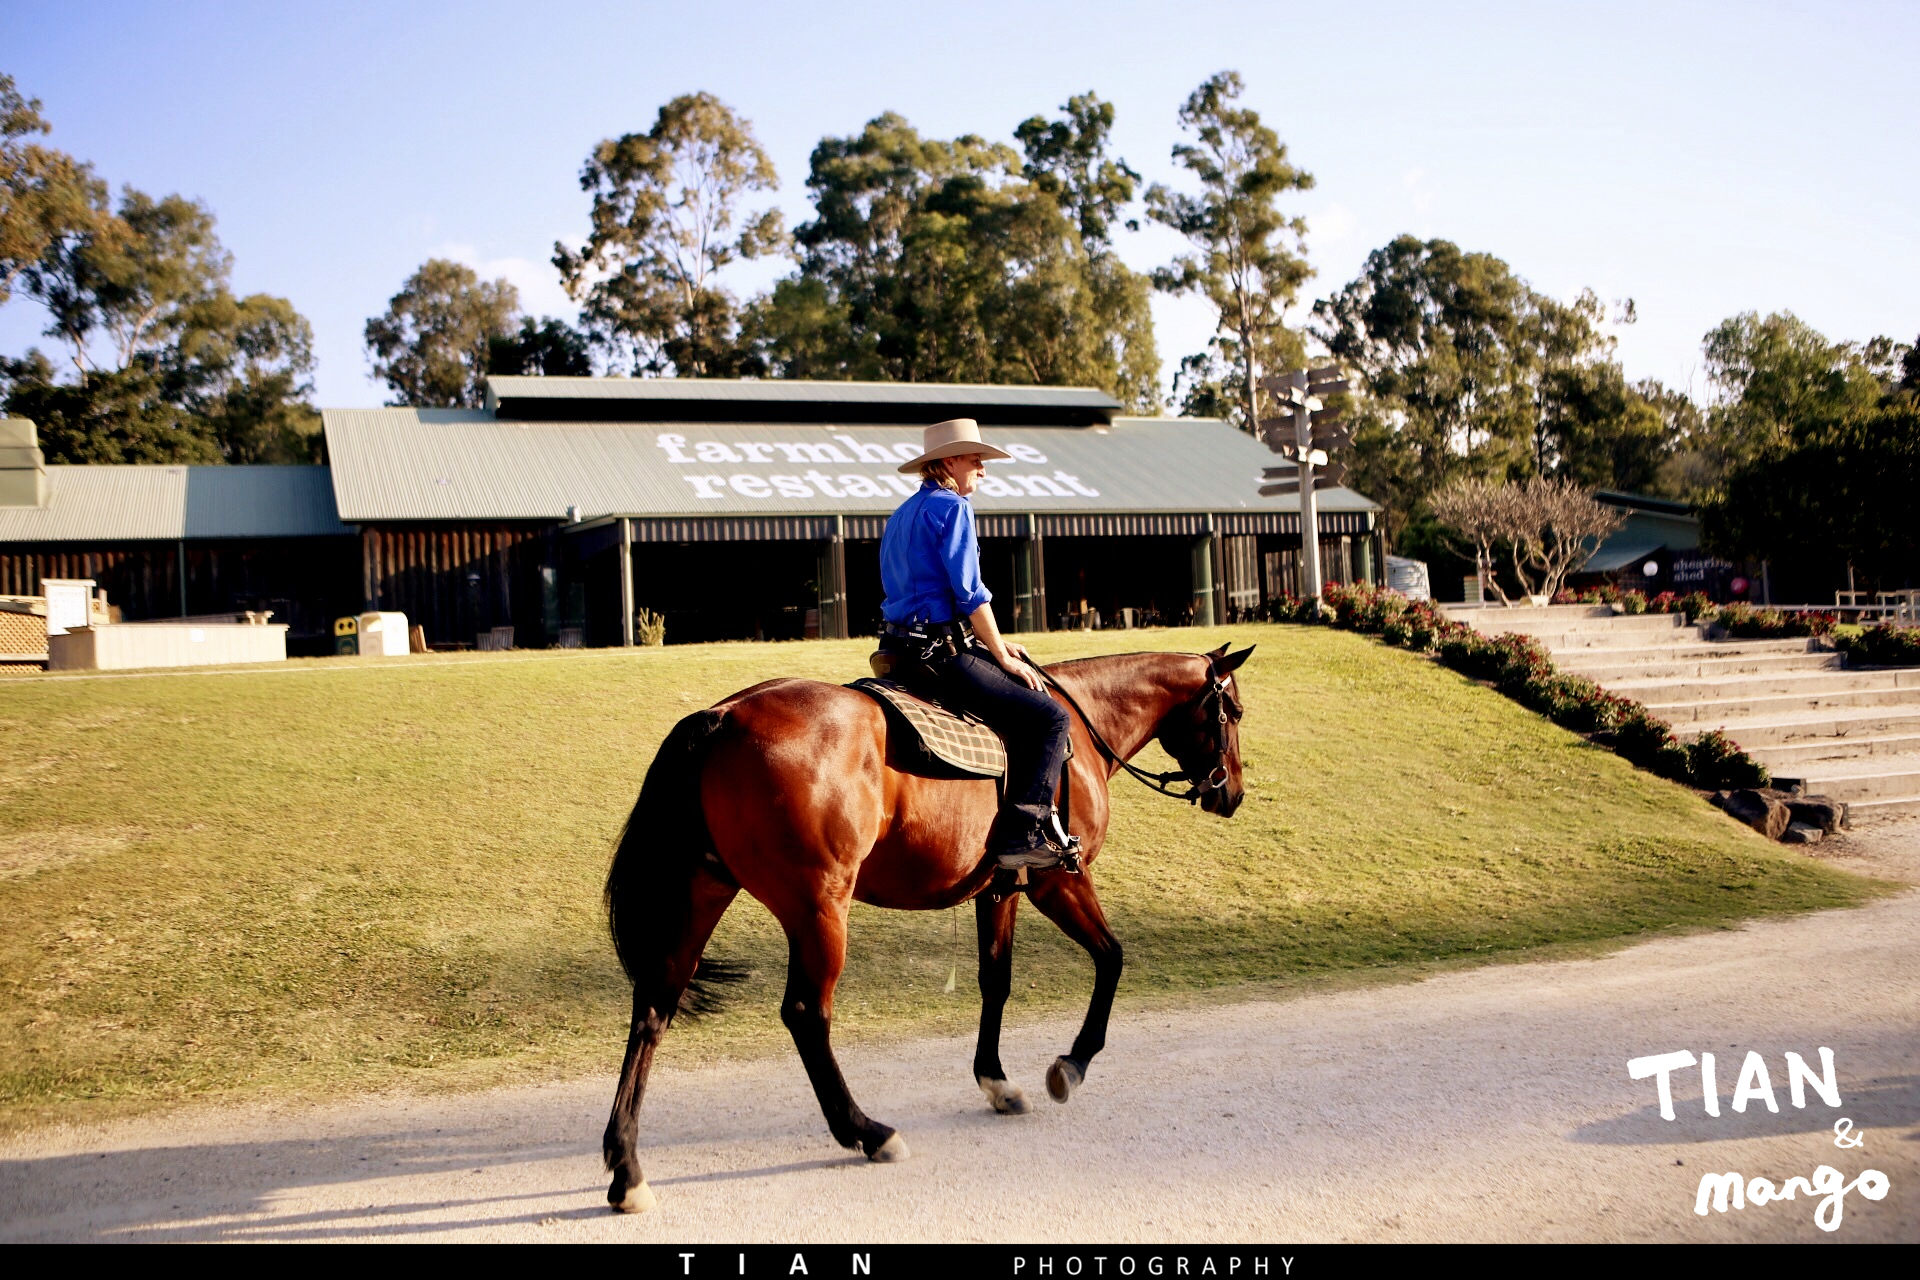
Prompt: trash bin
<box><xmin>334</xmin><ymin>615</ymin><xmax>359</xmax><ymax>655</ymax></box>
<box><xmin>358</xmin><ymin>611</ymin><xmax>411</xmax><ymax>657</ymax></box>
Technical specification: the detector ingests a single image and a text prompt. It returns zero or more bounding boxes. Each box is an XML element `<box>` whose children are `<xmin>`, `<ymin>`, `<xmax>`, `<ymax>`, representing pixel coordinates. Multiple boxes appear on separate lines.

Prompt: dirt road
<box><xmin>3</xmin><ymin>820</ymin><xmax>1915</xmax><ymax>1244</ymax></box>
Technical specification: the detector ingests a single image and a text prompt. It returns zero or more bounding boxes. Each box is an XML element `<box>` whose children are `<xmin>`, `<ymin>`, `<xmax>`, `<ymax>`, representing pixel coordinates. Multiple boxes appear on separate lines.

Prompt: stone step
<box><xmin>1530</xmin><ymin>627</ymin><xmax>1719</xmax><ymax>651</ymax></box>
<box><xmin>1793</xmin><ymin>755</ymin><xmax>1920</xmax><ymax>803</ymax></box>
<box><xmin>1747</xmin><ymin>733</ymin><xmax>1920</xmax><ymax>766</ymax></box>
<box><xmin>1609</xmin><ymin>669</ymin><xmax>1916</xmax><ymax>705</ymax></box>
<box><xmin>1670</xmin><ymin>706</ymin><xmax>1920</xmax><ymax>746</ymax></box>
<box><xmin>1441</xmin><ymin>603</ymin><xmax>1616</xmax><ymax>621</ymax></box>
<box><xmin>1550</xmin><ymin>638</ymin><xmax>1819</xmax><ymax>665</ymax></box>
<box><xmin>1559</xmin><ymin>652</ymin><xmax>1845</xmax><ymax>682</ymax></box>
<box><xmin>1645</xmin><ymin>684</ymin><xmax>1920</xmax><ymax>724</ymax></box>
<box><xmin>1848</xmin><ymin>795</ymin><xmax>1920</xmax><ymax>821</ymax></box>
<box><xmin>1466</xmin><ymin>613</ymin><xmax>1690</xmax><ymax>637</ymax></box>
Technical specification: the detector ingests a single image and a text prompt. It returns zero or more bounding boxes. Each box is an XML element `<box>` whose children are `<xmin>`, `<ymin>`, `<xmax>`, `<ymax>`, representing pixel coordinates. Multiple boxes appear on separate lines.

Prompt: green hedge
<box><xmin>1264</xmin><ymin>582</ymin><xmax>1772</xmax><ymax>792</ymax></box>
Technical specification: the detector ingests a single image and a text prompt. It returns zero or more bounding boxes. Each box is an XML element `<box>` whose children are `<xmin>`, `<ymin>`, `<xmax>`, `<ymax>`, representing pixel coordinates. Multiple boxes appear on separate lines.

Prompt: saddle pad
<box><xmin>847</xmin><ymin>678</ymin><xmax>1007</xmax><ymax>778</ymax></box>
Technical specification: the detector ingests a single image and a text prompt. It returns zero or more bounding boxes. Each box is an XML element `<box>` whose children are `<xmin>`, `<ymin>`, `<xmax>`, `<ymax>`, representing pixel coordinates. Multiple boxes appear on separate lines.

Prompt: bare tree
<box><xmin>1430</xmin><ymin>477</ymin><xmax>1624</xmax><ymax>605</ymax></box>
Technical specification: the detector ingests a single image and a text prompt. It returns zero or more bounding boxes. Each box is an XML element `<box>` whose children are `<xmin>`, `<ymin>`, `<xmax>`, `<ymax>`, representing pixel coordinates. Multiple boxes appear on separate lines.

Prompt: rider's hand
<box><xmin>1001</xmin><ymin>643</ymin><xmax>1044</xmax><ymax>691</ymax></box>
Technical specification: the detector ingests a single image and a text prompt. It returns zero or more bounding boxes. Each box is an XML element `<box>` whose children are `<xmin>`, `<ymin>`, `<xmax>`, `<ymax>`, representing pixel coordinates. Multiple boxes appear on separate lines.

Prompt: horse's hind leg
<box><xmin>1027</xmin><ymin>870</ymin><xmax>1123</xmax><ymax>1105</ymax></box>
<box><xmin>972</xmin><ymin>892</ymin><xmax>1029</xmax><ymax>1114</ymax></box>
<box><xmin>778</xmin><ymin>905</ymin><xmax>907</xmax><ymax>1161</ymax></box>
<box><xmin>604</xmin><ymin>866</ymin><xmax>738</xmax><ymax>1213</ymax></box>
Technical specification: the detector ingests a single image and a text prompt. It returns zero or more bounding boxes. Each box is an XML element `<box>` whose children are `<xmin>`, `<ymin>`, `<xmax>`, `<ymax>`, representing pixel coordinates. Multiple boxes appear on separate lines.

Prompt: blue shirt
<box><xmin>879</xmin><ymin>483</ymin><xmax>993</xmax><ymax>625</ymax></box>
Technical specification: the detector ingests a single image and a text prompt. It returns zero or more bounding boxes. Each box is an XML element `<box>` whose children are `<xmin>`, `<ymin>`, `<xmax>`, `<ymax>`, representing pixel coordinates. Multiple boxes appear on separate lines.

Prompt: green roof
<box><xmin>0</xmin><ymin>465</ymin><xmax>350</xmax><ymax>543</ymax></box>
<box><xmin>321</xmin><ymin>409</ymin><xmax>1379</xmax><ymax>524</ymax></box>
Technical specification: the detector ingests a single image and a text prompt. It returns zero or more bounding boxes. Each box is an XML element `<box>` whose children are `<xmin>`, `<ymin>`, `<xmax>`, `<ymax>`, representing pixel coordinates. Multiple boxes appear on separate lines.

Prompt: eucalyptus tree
<box><xmin>1</xmin><ymin>73</ymin><xmax>110</xmax><ymax>308</ymax></box>
<box><xmin>364</xmin><ymin>258</ymin><xmax>521</xmax><ymax>408</ymax></box>
<box><xmin>1015</xmin><ymin>92</ymin><xmax>1160</xmax><ymax>410</ymax></box>
<box><xmin>1699</xmin><ymin>311</ymin><xmax>1887</xmax><ymax>472</ymax></box>
<box><xmin>1699</xmin><ymin>314</ymin><xmax>1916</xmax><ymax>589</ymax></box>
<box><xmin>1312</xmin><ymin>236</ymin><xmax>1539</xmax><ymax>541</ymax></box>
<box><xmin>4</xmin><ymin>80</ymin><xmax>322</xmax><ymax>465</ymax></box>
<box><xmin>555</xmin><ymin>92</ymin><xmax>785</xmax><ymax>377</ymax></box>
<box><xmin>1146</xmin><ymin>71</ymin><xmax>1313</xmax><ymax>432</ymax></box>
<box><xmin>751</xmin><ymin>101</ymin><xmax>1159</xmax><ymax>410</ymax></box>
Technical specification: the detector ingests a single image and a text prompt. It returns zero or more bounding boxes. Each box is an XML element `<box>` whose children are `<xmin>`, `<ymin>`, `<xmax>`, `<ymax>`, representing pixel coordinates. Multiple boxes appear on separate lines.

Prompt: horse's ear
<box><xmin>1206</xmin><ymin>642</ymin><xmax>1230</xmax><ymax>659</ymax></box>
<box><xmin>1216</xmin><ymin>645</ymin><xmax>1255</xmax><ymax>674</ymax></box>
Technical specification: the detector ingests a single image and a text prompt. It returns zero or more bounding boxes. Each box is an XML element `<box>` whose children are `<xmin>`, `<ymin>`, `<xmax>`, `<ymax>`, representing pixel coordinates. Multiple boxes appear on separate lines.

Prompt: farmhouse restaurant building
<box><xmin>3</xmin><ymin>378</ymin><xmax>1383</xmax><ymax>651</ymax></box>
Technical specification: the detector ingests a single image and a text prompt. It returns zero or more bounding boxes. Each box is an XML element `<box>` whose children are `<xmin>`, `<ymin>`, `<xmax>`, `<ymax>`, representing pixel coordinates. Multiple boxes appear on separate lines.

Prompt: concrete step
<box><xmin>1466</xmin><ymin>612</ymin><xmax>1690</xmax><ymax>638</ymax></box>
<box><xmin>1530</xmin><ymin>628</ymin><xmax>1718</xmax><ymax>652</ymax></box>
<box><xmin>1442</xmin><ymin>604</ymin><xmax>1616</xmax><ymax>621</ymax></box>
<box><xmin>1670</xmin><ymin>706</ymin><xmax>1920</xmax><ymax>746</ymax></box>
<box><xmin>1645</xmin><ymin>685</ymin><xmax>1920</xmax><ymax>725</ymax></box>
<box><xmin>1558</xmin><ymin>651</ymin><xmax>1845</xmax><ymax>682</ymax></box>
<box><xmin>1609</xmin><ymin>668</ymin><xmax>1917</xmax><ymax>706</ymax></box>
<box><xmin>1848</xmin><ymin>795</ymin><xmax>1920</xmax><ymax>821</ymax></box>
<box><xmin>1793</xmin><ymin>755</ymin><xmax>1920</xmax><ymax>803</ymax></box>
<box><xmin>1747</xmin><ymin>733</ymin><xmax>1920</xmax><ymax>767</ymax></box>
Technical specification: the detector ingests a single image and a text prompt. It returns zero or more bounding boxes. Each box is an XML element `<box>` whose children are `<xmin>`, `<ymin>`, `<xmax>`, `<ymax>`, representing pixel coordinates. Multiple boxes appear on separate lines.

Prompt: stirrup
<box><xmin>1047</xmin><ymin>812</ymin><xmax>1083</xmax><ymax>875</ymax></box>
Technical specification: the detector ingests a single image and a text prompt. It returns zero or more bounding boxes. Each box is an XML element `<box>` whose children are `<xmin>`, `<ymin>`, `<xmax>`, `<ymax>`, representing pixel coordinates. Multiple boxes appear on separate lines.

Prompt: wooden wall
<box><xmin>359</xmin><ymin>523</ymin><xmax>561</xmax><ymax>649</ymax></box>
<box><xmin>0</xmin><ymin>539</ymin><xmax>359</xmax><ymax>644</ymax></box>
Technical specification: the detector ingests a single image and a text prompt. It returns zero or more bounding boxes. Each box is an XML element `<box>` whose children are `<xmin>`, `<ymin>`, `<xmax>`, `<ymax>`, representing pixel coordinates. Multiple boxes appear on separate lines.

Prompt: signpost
<box><xmin>1256</xmin><ymin>366</ymin><xmax>1348</xmax><ymax>601</ymax></box>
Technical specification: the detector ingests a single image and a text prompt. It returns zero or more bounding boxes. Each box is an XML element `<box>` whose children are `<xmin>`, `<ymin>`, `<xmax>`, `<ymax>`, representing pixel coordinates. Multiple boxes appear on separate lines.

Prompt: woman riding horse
<box><xmin>876</xmin><ymin>418</ymin><xmax>1079</xmax><ymax>871</ymax></box>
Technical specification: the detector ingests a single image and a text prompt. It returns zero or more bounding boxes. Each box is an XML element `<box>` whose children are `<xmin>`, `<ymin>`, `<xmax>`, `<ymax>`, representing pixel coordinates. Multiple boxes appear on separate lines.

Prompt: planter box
<box><xmin>47</xmin><ymin>623</ymin><xmax>288</xmax><ymax>671</ymax></box>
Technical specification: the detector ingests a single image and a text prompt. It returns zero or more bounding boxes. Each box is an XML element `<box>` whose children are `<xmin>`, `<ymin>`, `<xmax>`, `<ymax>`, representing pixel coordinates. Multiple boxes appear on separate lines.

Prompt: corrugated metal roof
<box><xmin>183</xmin><ymin>466</ymin><xmax>353</xmax><ymax>538</ymax></box>
<box><xmin>322</xmin><ymin>409</ymin><xmax>1380</xmax><ymax>524</ymax></box>
<box><xmin>0</xmin><ymin>465</ymin><xmax>350</xmax><ymax>543</ymax></box>
<box><xmin>484</xmin><ymin>376</ymin><xmax>1121</xmax><ymax>413</ymax></box>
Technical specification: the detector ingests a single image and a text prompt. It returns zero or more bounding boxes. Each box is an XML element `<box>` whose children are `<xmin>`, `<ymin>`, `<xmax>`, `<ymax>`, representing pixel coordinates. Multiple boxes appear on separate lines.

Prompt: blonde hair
<box><xmin>918</xmin><ymin>458</ymin><xmax>959</xmax><ymax>492</ymax></box>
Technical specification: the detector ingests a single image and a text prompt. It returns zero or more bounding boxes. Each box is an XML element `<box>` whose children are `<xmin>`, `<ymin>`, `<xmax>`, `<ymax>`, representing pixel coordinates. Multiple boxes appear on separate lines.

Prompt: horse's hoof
<box><xmin>977</xmin><ymin>1075</ymin><xmax>1031</xmax><ymax>1115</ymax></box>
<box><xmin>609</xmin><ymin>1179</ymin><xmax>657</xmax><ymax>1214</ymax></box>
<box><xmin>1046</xmin><ymin>1056</ymin><xmax>1083</xmax><ymax>1104</ymax></box>
<box><xmin>865</xmin><ymin>1131</ymin><xmax>911</xmax><ymax>1162</ymax></box>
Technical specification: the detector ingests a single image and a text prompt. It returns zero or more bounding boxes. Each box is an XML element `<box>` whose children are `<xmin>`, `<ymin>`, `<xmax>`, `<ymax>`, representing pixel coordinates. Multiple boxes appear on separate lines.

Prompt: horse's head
<box><xmin>1155</xmin><ymin>643</ymin><xmax>1254</xmax><ymax>817</ymax></box>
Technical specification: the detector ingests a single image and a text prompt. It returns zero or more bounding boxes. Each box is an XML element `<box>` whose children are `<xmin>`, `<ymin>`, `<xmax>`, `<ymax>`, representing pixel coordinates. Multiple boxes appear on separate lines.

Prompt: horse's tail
<box><xmin>605</xmin><ymin>708</ymin><xmax>745</xmax><ymax>1017</ymax></box>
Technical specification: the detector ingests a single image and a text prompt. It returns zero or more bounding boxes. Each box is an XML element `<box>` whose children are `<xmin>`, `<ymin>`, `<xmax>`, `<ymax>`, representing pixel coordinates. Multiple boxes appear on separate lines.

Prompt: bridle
<box><xmin>1031</xmin><ymin>653</ymin><xmax>1240</xmax><ymax>806</ymax></box>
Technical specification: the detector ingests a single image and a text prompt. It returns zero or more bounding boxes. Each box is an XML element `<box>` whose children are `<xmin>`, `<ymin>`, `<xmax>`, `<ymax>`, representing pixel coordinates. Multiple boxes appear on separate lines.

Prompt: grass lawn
<box><xmin>0</xmin><ymin>623</ymin><xmax>1885</xmax><ymax>1130</ymax></box>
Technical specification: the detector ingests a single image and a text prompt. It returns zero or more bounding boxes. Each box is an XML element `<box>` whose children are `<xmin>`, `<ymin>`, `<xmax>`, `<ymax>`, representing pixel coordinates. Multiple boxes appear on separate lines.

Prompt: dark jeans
<box><xmin>933</xmin><ymin>647</ymin><xmax>1072</xmax><ymax>826</ymax></box>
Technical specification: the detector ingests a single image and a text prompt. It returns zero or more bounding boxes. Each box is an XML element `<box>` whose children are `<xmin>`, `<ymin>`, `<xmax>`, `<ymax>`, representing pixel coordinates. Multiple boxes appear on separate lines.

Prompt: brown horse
<box><xmin>599</xmin><ymin>642</ymin><xmax>1254</xmax><ymax>1212</ymax></box>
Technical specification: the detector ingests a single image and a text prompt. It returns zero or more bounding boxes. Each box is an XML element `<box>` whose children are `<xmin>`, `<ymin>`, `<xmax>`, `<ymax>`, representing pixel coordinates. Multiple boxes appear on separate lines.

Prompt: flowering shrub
<box><xmin>1717</xmin><ymin>602</ymin><xmax>1836</xmax><ymax>639</ymax></box>
<box><xmin>1836</xmin><ymin>624</ymin><xmax>1920</xmax><ymax>667</ymax></box>
<box><xmin>1260</xmin><ymin>592</ymin><xmax>1326</xmax><ymax>624</ymax></box>
<box><xmin>1268</xmin><ymin>582</ymin><xmax>1770</xmax><ymax>792</ymax></box>
<box><xmin>1610</xmin><ymin>708</ymin><xmax>1693</xmax><ymax>781</ymax></box>
<box><xmin>1686</xmin><ymin>729</ymin><xmax>1771</xmax><ymax>789</ymax></box>
<box><xmin>1322</xmin><ymin>581</ymin><xmax>1414</xmax><ymax>632</ymax></box>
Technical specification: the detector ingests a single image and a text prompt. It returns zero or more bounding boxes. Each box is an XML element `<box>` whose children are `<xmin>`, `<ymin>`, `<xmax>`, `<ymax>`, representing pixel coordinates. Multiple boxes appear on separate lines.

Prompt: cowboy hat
<box><xmin>895</xmin><ymin>418</ymin><xmax>1012</xmax><ymax>473</ymax></box>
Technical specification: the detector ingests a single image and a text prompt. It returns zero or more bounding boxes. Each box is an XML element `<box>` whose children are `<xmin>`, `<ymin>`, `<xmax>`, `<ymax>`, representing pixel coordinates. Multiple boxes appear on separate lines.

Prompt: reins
<box><xmin>1025</xmin><ymin>654</ymin><xmax>1235</xmax><ymax>806</ymax></box>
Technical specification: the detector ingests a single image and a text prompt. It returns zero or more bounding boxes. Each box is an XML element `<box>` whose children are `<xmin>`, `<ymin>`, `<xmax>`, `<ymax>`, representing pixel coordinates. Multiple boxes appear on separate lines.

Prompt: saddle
<box><xmin>847</xmin><ymin>677</ymin><xmax>1007</xmax><ymax>779</ymax></box>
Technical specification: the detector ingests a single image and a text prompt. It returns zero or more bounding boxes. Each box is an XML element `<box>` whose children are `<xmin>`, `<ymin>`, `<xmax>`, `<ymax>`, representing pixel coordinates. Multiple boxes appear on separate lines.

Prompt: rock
<box><xmin>1788</xmin><ymin>795</ymin><xmax>1849</xmax><ymax>834</ymax></box>
<box><xmin>1781</xmin><ymin>822</ymin><xmax>1825</xmax><ymax>845</ymax></box>
<box><xmin>1719</xmin><ymin>788</ymin><xmax>1791</xmax><ymax>840</ymax></box>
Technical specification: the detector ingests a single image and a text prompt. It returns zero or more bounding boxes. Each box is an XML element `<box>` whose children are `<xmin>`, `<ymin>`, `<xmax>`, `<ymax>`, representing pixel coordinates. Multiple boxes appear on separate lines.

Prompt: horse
<box><xmin>599</xmin><ymin>642</ymin><xmax>1254</xmax><ymax>1213</ymax></box>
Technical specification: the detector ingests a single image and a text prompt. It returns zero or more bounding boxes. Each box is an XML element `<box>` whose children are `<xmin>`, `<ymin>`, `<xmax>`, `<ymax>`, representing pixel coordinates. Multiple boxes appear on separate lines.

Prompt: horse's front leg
<box><xmin>1026</xmin><ymin>869</ymin><xmax>1123</xmax><ymax>1104</ymax></box>
<box><xmin>971</xmin><ymin>891</ymin><xmax>1029</xmax><ymax>1114</ymax></box>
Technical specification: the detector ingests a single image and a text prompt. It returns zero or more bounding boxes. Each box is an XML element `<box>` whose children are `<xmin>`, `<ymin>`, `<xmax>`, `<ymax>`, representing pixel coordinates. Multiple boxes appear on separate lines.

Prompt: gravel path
<box><xmin>3</xmin><ymin>820</ymin><xmax>1915</xmax><ymax>1244</ymax></box>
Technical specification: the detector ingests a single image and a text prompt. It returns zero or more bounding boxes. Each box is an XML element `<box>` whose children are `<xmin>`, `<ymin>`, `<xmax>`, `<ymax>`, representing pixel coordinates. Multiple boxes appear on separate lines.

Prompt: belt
<box><xmin>882</xmin><ymin>618</ymin><xmax>974</xmax><ymax>642</ymax></box>
<box><xmin>880</xmin><ymin>617</ymin><xmax>974</xmax><ymax>661</ymax></box>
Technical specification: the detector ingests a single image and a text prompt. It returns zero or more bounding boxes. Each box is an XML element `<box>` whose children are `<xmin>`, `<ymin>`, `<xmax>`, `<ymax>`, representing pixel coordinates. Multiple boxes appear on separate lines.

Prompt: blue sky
<box><xmin>3</xmin><ymin>0</ymin><xmax>1914</xmax><ymax>409</ymax></box>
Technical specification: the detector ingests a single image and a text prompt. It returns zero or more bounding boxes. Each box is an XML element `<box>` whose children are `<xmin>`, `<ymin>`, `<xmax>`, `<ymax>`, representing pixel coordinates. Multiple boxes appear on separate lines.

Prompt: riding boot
<box><xmin>989</xmin><ymin>809</ymin><xmax>1080</xmax><ymax>872</ymax></box>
